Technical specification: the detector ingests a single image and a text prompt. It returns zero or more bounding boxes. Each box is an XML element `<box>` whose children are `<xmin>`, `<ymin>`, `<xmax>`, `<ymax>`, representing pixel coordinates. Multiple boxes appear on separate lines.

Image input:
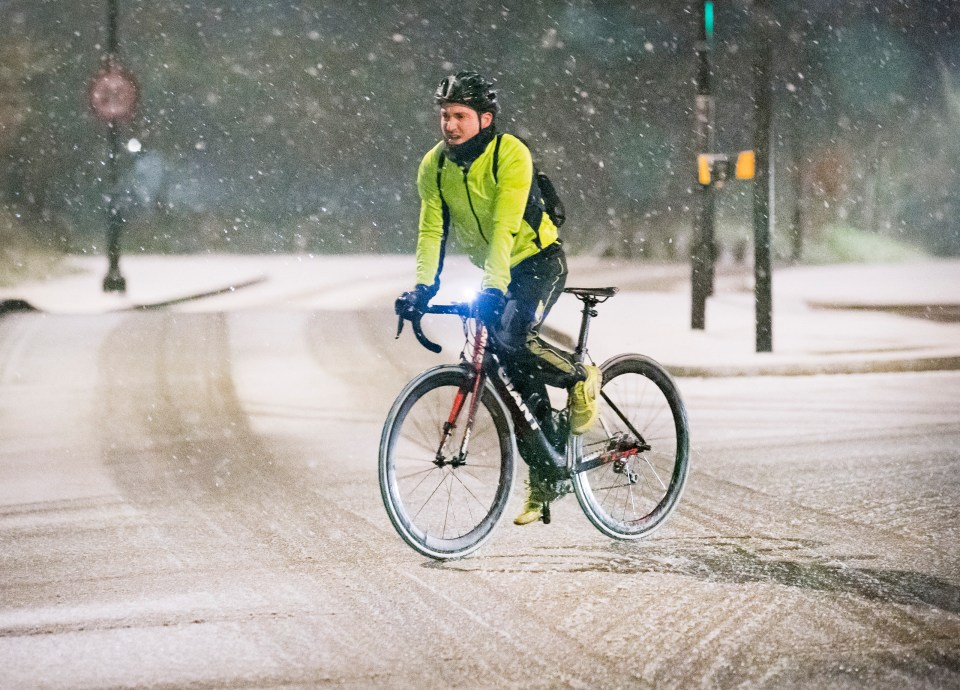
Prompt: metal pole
<box><xmin>103</xmin><ymin>123</ymin><xmax>126</xmax><ymax>292</ymax></box>
<box><xmin>102</xmin><ymin>0</ymin><xmax>126</xmax><ymax>293</ymax></box>
<box><xmin>691</xmin><ymin>1</ymin><xmax>715</xmax><ymax>330</ymax></box>
<box><xmin>753</xmin><ymin>0</ymin><xmax>773</xmax><ymax>352</ymax></box>
<box><xmin>106</xmin><ymin>0</ymin><xmax>117</xmax><ymax>54</ymax></box>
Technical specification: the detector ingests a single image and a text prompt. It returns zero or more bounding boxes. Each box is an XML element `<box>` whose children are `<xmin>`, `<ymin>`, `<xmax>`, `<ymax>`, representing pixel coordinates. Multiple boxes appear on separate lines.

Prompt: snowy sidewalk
<box><xmin>1</xmin><ymin>254</ymin><xmax>958</xmax><ymax>377</ymax></box>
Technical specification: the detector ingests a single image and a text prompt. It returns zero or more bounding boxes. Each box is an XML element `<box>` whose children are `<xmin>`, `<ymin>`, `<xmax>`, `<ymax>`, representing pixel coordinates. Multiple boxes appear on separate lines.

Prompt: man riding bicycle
<box><xmin>396</xmin><ymin>70</ymin><xmax>600</xmax><ymax>526</ymax></box>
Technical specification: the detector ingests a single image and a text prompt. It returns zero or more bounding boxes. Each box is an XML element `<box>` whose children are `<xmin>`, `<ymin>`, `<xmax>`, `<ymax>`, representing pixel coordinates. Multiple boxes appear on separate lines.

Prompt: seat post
<box><xmin>574</xmin><ymin>297</ymin><xmax>599</xmax><ymax>360</ymax></box>
<box><xmin>564</xmin><ymin>286</ymin><xmax>617</xmax><ymax>361</ymax></box>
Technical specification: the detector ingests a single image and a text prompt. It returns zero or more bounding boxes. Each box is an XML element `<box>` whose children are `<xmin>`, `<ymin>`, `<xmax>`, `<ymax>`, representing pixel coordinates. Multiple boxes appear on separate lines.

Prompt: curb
<box><xmin>538</xmin><ymin>321</ymin><xmax>960</xmax><ymax>377</ymax></box>
<box><xmin>809</xmin><ymin>302</ymin><xmax>960</xmax><ymax>324</ymax></box>
<box><xmin>128</xmin><ymin>276</ymin><xmax>267</xmax><ymax>311</ymax></box>
<box><xmin>0</xmin><ymin>299</ymin><xmax>38</xmax><ymax>315</ymax></box>
<box><xmin>0</xmin><ymin>277</ymin><xmax>267</xmax><ymax>316</ymax></box>
<box><xmin>666</xmin><ymin>354</ymin><xmax>960</xmax><ymax>378</ymax></box>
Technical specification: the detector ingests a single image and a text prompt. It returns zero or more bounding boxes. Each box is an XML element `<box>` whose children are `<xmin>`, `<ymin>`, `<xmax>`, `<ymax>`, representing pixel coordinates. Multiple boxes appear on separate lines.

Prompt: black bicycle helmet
<box><xmin>434</xmin><ymin>71</ymin><xmax>500</xmax><ymax>115</ymax></box>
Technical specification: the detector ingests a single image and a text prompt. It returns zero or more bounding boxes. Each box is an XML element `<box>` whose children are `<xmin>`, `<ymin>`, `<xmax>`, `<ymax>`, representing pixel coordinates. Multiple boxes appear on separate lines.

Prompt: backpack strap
<box><xmin>430</xmin><ymin>150</ymin><xmax>450</xmax><ymax>290</ymax></box>
<box><xmin>435</xmin><ymin>150</ymin><xmax>451</xmax><ymax>232</ymax></box>
<box><xmin>494</xmin><ymin>134</ymin><xmax>547</xmax><ymax>247</ymax></box>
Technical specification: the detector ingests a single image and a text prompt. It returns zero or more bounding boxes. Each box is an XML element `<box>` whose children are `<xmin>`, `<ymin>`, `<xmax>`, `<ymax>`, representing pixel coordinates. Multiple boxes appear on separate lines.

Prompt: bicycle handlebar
<box><xmin>395</xmin><ymin>302</ymin><xmax>474</xmax><ymax>354</ymax></box>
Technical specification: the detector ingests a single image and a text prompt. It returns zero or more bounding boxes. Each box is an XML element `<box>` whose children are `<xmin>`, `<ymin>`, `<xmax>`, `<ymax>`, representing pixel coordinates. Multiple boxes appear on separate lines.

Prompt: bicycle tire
<box><xmin>570</xmin><ymin>354</ymin><xmax>689</xmax><ymax>539</ymax></box>
<box><xmin>379</xmin><ymin>365</ymin><xmax>515</xmax><ymax>560</ymax></box>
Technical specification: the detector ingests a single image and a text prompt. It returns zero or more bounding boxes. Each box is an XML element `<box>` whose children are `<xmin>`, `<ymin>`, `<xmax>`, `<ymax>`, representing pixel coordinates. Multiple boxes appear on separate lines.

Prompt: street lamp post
<box><xmin>103</xmin><ymin>0</ymin><xmax>125</xmax><ymax>293</ymax></box>
<box><xmin>88</xmin><ymin>0</ymin><xmax>138</xmax><ymax>293</ymax></box>
<box><xmin>103</xmin><ymin>125</ymin><xmax>126</xmax><ymax>292</ymax></box>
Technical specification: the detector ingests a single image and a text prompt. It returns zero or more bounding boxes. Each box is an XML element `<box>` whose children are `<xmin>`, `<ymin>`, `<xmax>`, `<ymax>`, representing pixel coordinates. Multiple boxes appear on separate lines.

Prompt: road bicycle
<box><xmin>379</xmin><ymin>286</ymin><xmax>689</xmax><ymax>560</ymax></box>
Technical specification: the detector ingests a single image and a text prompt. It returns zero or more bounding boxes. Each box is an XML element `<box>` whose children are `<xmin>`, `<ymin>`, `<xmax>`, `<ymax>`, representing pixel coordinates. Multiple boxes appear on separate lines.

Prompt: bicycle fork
<box><xmin>434</xmin><ymin>325</ymin><xmax>489</xmax><ymax>468</ymax></box>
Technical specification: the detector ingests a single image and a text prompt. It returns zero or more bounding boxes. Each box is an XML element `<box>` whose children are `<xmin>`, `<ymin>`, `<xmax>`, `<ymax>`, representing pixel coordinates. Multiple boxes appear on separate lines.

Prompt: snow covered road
<box><xmin>1</xmin><ymin>305</ymin><xmax>958</xmax><ymax>688</ymax></box>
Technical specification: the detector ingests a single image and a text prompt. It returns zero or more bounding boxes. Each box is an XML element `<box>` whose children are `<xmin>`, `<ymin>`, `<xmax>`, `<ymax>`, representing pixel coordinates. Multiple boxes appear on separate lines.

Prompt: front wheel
<box><xmin>570</xmin><ymin>354</ymin><xmax>689</xmax><ymax>539</ymax></box>
<box><xmin>379</xmin><ymin>365</ymin><xmax>515</xmax><ymax>560</ymax></box>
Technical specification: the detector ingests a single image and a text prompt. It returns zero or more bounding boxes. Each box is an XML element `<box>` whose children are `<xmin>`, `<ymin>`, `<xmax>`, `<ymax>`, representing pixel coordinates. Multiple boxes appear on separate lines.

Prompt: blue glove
<box><xmin>395</xmin><ymin>284</ymin><xmax>435</xmax><ymax>318</ymax></box>
<box><xmin>474</xmin><ymin>288</ymin><xmax>506</xmax><ymax>328</ymax></box>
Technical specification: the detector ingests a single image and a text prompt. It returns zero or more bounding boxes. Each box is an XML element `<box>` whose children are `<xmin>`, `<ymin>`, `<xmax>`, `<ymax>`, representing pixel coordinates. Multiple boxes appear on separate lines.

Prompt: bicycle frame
<box><xmin>410</xmin><ymin>295</ymin><xmax>649</xmax><ymax>479</ymax></box>
<box><xmin>485</xmin><ymin>348</ymin><xmax>568</xmax><ymax>473</ymax></box>
<box><xmin>425</xmin><ymin>317</ymin><xmax>566</xmax><ymax>474</ymax></box>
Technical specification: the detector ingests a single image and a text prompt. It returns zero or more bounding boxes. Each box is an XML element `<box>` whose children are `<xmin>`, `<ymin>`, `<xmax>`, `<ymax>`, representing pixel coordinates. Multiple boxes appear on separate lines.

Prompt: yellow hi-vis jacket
<box><xmin>415</xmin><ymin>133</ymin><xmax>560</xmax><ymax>294</ymax></box>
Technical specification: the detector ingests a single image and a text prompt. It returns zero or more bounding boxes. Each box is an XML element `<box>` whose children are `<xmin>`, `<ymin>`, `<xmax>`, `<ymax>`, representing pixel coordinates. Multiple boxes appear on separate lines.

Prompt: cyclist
<box><xmin>396</xmin><ymin>70</ymin><xmax>600</xmax><ymax>526</ymax></box>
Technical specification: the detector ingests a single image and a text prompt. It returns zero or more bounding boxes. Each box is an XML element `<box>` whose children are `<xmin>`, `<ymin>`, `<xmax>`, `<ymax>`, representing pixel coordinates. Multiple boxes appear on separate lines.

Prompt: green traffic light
<box><xmin>704</xmin><ymin>1</ymin><xmax>714</xmax><ymax>42</ymax></box>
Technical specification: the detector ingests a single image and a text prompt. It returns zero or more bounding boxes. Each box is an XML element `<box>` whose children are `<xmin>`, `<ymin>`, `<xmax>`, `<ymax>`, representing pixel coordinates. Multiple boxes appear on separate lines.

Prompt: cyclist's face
<box><xmin>440</xmin><ymin>103</ymin><xmax>492</xmax><ymax>145</ymax></box>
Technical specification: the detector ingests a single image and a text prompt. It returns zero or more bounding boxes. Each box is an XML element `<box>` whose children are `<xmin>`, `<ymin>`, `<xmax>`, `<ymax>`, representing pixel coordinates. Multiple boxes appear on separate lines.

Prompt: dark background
<box><xmin>2</xmin><ymin>0</ymin><xmax>958</xmax><ymax>261</ymax></box>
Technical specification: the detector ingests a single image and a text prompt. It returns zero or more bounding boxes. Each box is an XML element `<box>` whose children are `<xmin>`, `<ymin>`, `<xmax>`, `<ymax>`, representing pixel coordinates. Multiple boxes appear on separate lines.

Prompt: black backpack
<box><xmin>436</xmin><ymin>133</ymin><xmax>566</xmax><ymax>230</ymax></box>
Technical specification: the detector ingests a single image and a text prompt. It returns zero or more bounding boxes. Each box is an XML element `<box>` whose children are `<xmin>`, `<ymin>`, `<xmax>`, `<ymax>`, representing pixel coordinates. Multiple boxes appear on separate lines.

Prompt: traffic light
<box><xmin>697</xmin><ymin>151</ymin><xmax>756</xmax><ymax>185</ymax></box>
<box><xmin>704</xmin><ymin>1</ymin><xmax>715</xmax><ymax>44</ymax></box>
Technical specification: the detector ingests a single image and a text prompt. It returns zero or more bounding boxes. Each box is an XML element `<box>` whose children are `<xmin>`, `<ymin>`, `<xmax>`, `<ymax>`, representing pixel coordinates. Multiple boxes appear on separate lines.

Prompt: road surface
<box><xmin>1</xmin><ymin>307</ymin><xmax>958</xmax><ymax>688</ymax></box>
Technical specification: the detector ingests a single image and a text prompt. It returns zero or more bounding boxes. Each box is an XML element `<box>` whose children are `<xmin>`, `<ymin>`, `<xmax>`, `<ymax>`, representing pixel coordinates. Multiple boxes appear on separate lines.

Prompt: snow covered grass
<box><xmin>802</xmin><ymin>224</ymin><xmax>929</xmax><ymax>265</ymax></box>
<box><xmin>0</xmin><ymin>211</ymin><xmax>70</xmax><ymax>287</ymax></box>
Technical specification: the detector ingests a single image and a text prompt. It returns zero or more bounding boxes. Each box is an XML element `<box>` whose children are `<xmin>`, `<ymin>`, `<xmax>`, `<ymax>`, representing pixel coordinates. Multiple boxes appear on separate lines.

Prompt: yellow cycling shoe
<box><xmin>568</xmin><ymin>364</ymin><xmax>601</xmax><ymax>435</ymax></box>
<box><xmin>513</xmin><ymin>501</ymin><xmax>543</xmax><ymax>526</ymax></box>
<box><xmin>513</xmin><ymin>479</ymin><xmax>546</xmax><ymax>525</ymax></box>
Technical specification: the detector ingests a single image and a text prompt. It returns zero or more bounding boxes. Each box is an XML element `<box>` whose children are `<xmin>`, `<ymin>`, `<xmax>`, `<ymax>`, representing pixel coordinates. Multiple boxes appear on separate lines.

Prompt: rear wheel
<box><xmin>571</xmin><ymin>354</ymin><xmax>689</xmax><ymax>539</ymax></box>
<box><xmin>379</xmin><ymin>366</ymin><xmax>515</xmax><ymax>560</ymax></box>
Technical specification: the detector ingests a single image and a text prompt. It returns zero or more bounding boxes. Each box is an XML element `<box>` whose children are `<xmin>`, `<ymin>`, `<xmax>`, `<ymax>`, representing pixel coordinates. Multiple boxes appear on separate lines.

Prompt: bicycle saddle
<box><xmin>564</xmin><ymin>286</ymin><xmax>619</xmax><ymax>301</ymax></box>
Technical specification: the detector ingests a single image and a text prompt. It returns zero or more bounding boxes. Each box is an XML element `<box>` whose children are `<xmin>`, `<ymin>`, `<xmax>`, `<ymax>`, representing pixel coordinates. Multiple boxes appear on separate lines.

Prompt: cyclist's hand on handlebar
<box><xmin>475</xmin><ymin>287</ymin><xmax>506</xmax><ymax>329</ymax></box>
<box><xmin>395</xmin><ymin>284</ymin><xmax>434</xmax><ymax>319</ymax></box>
<box><xmin>394</xmin><ymin>284</ymin><xmax>444</xmax><ymax>353</ymax></box>
<box><xmin>394</xmin><ymin>292</ymin><xmax>420</xmax><ymax>320</ymax></box>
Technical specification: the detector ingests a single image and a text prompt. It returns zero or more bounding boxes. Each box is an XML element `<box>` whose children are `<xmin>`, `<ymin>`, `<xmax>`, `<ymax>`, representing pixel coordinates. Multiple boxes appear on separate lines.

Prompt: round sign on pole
<box><xmin>88</xmin><ymin>61</ymin><xmax>139</xmax><ymax>123</ymax></box>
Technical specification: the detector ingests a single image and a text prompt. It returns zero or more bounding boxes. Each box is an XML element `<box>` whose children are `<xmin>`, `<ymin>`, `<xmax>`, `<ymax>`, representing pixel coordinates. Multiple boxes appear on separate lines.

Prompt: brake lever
<box><xmin>412</xmin><ymin>313</ymin><xmax>442</xmax><ymax>354</ymax></box>
<box><xmin>394</xmin><ymin>306</ymin><xmax>442</xmax><ymax>353</ymax></box>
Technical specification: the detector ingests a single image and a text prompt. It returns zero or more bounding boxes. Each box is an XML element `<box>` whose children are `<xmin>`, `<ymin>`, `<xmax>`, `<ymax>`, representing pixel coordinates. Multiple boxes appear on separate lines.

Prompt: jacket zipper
<box><xmin>461</xmin><ymin>167</ymin><xmax>488</xmax><ymax>243</ymax></box>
